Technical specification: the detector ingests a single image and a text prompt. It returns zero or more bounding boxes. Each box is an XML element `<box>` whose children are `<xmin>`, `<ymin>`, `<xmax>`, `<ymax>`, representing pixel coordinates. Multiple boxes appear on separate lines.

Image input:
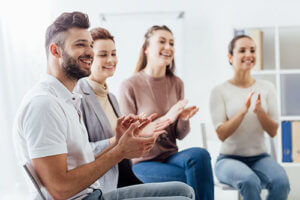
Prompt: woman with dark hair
<box><xmin>119</xmin><ymin>25</ymin><xmax>214</xmax><ymax>200</ymax></box>
<box><xmin>210</xmin><ymin>35</ymin><xmax>290</xmax><ymax>200</ymax></box>
<box><xmin>74</xmin><ymin>27</ymin><xmax>170</xmax><ymax>193</ymax></box>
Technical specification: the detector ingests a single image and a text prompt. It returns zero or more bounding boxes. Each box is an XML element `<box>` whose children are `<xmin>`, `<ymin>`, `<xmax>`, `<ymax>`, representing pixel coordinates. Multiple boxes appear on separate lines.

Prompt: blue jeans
<box><xmin>83</xmin><ymin>182</ymin><xmax>195</xmax><ymax>200</ymax></box>
<box><xmin>215</xmin><ymin>153</ymin><xmax>290</xmax><ymax>200</ymax></box>
<box><xmin>133</xmin><ymin>148</ymin><xmax>214</xmax><ymax>200</ymax></box>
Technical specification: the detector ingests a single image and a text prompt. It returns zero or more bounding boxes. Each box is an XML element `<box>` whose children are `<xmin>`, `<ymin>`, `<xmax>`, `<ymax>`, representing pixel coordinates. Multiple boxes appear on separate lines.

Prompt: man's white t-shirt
<box><xmin>209</xmin><ymin>79</ymin><xmax>278</xmax><ymax>156</ymax></box>
<box><xmin>13</xmin><ymin>74</ymin><xmax>100</xmax><ymax>199</ymax></box>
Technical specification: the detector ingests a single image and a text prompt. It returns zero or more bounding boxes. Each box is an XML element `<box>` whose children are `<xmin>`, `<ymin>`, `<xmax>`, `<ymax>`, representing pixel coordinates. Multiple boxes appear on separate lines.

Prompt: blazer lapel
<box><xmin>108</xmin><ymin>93</ymin><xmax>121</xmax><ymax>118</ymax></box>
<box><xmin>81</xmin><ymin>79</ymin><xmax>115</xmax><ymax>138</ymax></box>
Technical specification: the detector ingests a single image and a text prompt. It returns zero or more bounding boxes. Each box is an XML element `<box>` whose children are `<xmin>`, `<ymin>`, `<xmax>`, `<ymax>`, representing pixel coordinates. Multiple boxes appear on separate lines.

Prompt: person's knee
<box><xmin>185</xmin><ymin>148</ymin><xmax>211</xmax><ymax>168</ymax></box>
<box><xmin>169</xmin><ymin>181</ymin><xmax>195</xmax><ymax>199</ymax></box>
<box><xmin>270</xmin><ymin>176</ymin><xmax>290</xmax><ymax>194</ymax></box>
<box><xmin>195</xmin><ymin>148</ymin><xmax>211</xmax><ymax>160</ymax></box>
<box><xmin>237</xmin><ymin>174</ymin><xmax>261</xmax><ymax>192</ymax></box>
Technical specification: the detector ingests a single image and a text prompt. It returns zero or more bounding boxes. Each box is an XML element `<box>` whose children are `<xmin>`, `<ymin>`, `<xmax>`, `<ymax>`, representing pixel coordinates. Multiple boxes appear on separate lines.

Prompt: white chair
<box><xmin>23</xmin><ymin>162</ymin><xmax>47</xmax><ymax>200</ymax></box>
<box><xmin>200</xmin><ymin>122</ymin><xmax>276</xmax><ymax>200</ymax></box>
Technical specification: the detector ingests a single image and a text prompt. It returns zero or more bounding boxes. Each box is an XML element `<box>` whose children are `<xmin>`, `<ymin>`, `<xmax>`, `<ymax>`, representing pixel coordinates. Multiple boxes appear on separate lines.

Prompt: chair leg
<box><xmin>238</xmin><ymin>191</ymin><xmax>242</xmax><ymax>200</ymax></box>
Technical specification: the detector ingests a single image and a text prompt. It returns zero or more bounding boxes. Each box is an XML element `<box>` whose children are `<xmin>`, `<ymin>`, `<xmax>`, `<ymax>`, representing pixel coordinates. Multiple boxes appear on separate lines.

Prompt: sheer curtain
<box><xmin>0</xmin><ymin>1</ymin><xmax>52</xmax><ymax>199</ymax></box>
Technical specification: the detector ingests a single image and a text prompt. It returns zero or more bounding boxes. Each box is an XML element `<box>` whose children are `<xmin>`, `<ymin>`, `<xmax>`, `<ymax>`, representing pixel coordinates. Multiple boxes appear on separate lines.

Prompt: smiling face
<box><xmin>229</xmin><ymin>37</ymin><xmax>256</xmax><ymax>71</ymax></box>
<box><xmin>90</xmin><ymin>39</ymin><xmax>117</xmax><ymax>84</ymax></box>
<box><xmin>145</xmin><ymin>30</ymin><xmax>174</xmax><ymax>68</ymax></box>
<box><xmin>61</xmin><ymin>27</ymin><xmax>94</xmax><ymax>80</ymax></box>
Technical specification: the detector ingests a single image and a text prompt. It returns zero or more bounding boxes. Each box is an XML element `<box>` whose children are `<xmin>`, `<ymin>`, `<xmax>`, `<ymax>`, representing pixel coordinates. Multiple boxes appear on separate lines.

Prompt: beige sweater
<box><xmin>119</xmin><ymin>71</ymin><xmax>190</xmax><ymax>163</ymax></box>
<box><xmin>87</xmin><ymin>78</ymin><xmax>117</xmax><ymax>134</ymax></box>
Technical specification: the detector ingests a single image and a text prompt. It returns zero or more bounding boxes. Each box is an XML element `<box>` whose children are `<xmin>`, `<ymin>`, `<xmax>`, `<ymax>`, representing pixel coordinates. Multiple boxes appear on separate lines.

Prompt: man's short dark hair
<box><xmin>45</xmin><ymin>11</ymin><xmax>90</xmax><ymax>58</ymax></box>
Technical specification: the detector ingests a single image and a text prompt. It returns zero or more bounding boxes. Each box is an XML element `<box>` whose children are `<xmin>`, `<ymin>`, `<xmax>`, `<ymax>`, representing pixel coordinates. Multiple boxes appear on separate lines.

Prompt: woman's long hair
<box><xmin>135</xmin><ymin>25</ymin><xmax>175</xmax><ymax>76</ymax></box>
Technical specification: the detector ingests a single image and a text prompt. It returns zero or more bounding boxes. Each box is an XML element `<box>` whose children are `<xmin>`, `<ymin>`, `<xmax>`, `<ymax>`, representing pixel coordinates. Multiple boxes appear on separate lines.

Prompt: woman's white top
<box><xmin>209</xmin><ymin>79</ymin><xmax>278</xmax><ymax>156</ymax></box>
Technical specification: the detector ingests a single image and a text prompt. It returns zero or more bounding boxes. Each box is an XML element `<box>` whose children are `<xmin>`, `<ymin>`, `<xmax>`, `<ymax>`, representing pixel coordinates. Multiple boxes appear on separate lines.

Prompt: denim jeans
<box><xmin>83</xmin><ymin>181</ymin><xmax>195</xmax><ymax>200</ymax></box>
<box><xmin>215</xmin><ymin>153</ymin><xmax>290</xmax><ymax>200</ymax></box>
<box><xmin>133</xmin><ymin>148</ymin><xmax>214</xmax><ymax>200</ymax></box>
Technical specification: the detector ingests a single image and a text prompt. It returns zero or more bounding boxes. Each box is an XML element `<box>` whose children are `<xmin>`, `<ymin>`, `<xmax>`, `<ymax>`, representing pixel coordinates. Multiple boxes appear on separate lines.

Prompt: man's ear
<box><xmin>49</xmin><ymin>43</ymin><xmax>62</xmax><ymax>58</ymax></box>
<box><xmin>228</xmin><ymin>53</ymin><xmax>233</xmax><ymax>65</ymax></box>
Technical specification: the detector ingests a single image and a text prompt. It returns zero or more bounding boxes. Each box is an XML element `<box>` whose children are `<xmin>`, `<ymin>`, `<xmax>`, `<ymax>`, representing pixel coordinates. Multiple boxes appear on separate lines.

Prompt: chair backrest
<box><xmin>23</xmin><ymin>162</ymin><xmax>47</xmax><ymax>200</ymax></box>
<box><xmin>200</xmin><ymin>123</ymin><xmax>208</xmax><ymax>150</ymax></box>
<box><xmin>200</xmin><ymin>122</ymin><xmax>277</xmax><ymax>161</ymax></box>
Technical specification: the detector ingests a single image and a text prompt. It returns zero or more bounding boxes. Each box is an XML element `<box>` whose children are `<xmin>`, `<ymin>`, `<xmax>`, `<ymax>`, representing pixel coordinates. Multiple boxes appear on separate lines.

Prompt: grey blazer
<box><xmin>76</xmin><ymin>78</ymin><xmax>121</xmax><ymax>145</ymax></box>
<box><xmin>75</xmin><ymin>78</ymin><xmax>141</xmax><ymax>192</ymax></box>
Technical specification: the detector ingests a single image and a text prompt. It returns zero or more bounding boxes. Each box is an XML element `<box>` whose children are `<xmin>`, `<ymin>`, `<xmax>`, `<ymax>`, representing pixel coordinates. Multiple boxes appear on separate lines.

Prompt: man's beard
<box><xmin>61</xmin><ymin>51</ymin><xmax>91</xmax><ymax>80</ymax></box>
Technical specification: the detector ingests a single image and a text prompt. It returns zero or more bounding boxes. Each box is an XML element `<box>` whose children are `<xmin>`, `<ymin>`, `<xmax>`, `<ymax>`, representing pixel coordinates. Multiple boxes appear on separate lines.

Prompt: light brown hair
<box><xmin>135</xmin><ymin>25</ymin><xmax>175</xmax><ymax>76</ymax></box>
<box><xmin>90</xmin><ymin>27</ymin><xmax>114</xmax><ymax>42</ymax></box>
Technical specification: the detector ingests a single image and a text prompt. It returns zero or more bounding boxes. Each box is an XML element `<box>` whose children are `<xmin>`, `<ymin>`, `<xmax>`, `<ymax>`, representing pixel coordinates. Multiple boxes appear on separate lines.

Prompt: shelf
<box><xmin>280</xmin><ymin>116</ymin><xmax>300</xmax><ymax>121</ymax></box>
<box><xmin>281</xmin><ymin>162</ymin><xmax>300</xmax><ymax>167</ymax></box>
<box><xmin>251</xmin><ymin>70</ymin><xmax>276</xmax><ymax>75</ymax></box>
<box><xmin>280</xmin><ymin>69</ymin><xmax>300</xmax><ymax>74</ymax></box>
<box><xmin>251</xmin><ymin>69</ymin><xmax>300</xmax><ymax>75</ymax></box>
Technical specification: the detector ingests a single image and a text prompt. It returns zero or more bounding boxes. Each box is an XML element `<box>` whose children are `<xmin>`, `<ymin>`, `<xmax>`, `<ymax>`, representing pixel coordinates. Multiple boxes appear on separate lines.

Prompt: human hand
<box><xmin>115</xmin><ymin>113</ymin><xmax>155</xmax><ymax>140</ymax></box>
<box><xmin>138</xmin><ymin>116</ymin><xmax>171</xmax><ymax>138</ymax></box>
<box><xmin>241</xmin><ymin>90</ymin><xmax>255</xmax><ymax>114</ymax></box>
<box><xmin>117</xmin><ymin>122</ymin><xmax>156</xmax><ymax>159</ymax></box>
<box><xmin>253</xmin><ymin>93</ymin><xmax>263</xmax><ymax>114</ymax></box>
<box><xmin>163</xmin><ymin>99</ymin><xmax>188</xmax><ymax>123</ymax></box>
<box><xmin>115</xmin><ymin>114</ymin><xmax>139</xmax><ymax>143</ymax></box>
<box><xmin>179</xmin><ymin>106</ymin><xmax>199</xmax><ymax>121</ymax></box>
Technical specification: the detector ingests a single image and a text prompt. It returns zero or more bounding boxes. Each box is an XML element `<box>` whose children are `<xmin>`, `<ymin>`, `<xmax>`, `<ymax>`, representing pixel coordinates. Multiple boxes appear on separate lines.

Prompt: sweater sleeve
<box><xmin>210</xmin><ymin>85</ymin><xmax>227</xmax><ymax>130</ymax></box>
<box><xmin>176</xmin><ymin>118</ymin><xmax>190</xmax><ymax>140</ymax></box>
<box><xmin>175</xmin><ymin>77</ymin><xmax>190</xmax><ymax>139</ymax></box>
<box><xmin>118</xmin><ymin>80</ymin><xmax>137</xmax><ymax>115</ymax></box>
